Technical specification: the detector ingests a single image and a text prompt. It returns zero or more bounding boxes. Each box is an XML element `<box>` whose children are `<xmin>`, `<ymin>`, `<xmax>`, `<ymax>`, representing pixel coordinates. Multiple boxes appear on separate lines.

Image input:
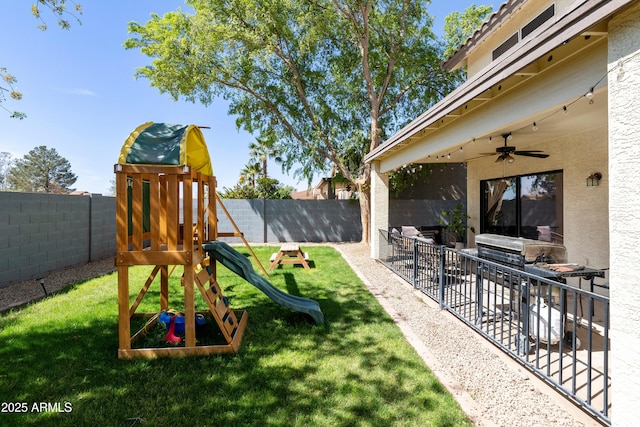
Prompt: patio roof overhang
<box><xmin>364</xmin><ymin>0</ymin><xmax>634</xmax><ymax>173</ymax></box>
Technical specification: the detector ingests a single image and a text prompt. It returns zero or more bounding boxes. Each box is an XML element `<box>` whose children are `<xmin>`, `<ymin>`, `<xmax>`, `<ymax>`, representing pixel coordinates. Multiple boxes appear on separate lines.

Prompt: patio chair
<box><xmin>401</xmin><ymin>225</ymin><xmax>423</xmax><ymax>238</ymax></box>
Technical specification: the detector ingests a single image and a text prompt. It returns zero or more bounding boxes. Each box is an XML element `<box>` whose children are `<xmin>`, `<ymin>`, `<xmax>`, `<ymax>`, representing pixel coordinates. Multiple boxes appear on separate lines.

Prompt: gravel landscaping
<box><xmin>0</xmin><ymin>243</ymin><xmax>599</xmax><ymax>426</ymax></box>
<box><xmin>0</xmin><ymin>257</ymin><xmax>116</xmax><ymax>313</ymax></box>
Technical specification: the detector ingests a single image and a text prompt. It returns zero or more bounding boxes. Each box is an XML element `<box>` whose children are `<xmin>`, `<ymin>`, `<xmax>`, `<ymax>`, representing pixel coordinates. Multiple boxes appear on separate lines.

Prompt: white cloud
<box><xmin>55</xmin><ymin>88</ymin><xmax>97</xmax><ymax>96</ymax></box>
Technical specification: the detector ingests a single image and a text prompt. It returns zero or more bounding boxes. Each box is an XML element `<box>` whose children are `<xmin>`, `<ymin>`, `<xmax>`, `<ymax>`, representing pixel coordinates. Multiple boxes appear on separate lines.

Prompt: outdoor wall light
<box><xmin>587</xmin><ymin>172</ymin><xmax>602</xmax><ymax>187</ymax></box>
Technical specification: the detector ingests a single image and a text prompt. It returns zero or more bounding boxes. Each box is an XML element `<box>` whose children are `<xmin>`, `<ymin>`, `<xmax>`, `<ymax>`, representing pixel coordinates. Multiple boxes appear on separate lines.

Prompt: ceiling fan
<box><xmin>482</xmin><ymin>133</ymin><xmax>550</xmax><ymax>163</ymax></box>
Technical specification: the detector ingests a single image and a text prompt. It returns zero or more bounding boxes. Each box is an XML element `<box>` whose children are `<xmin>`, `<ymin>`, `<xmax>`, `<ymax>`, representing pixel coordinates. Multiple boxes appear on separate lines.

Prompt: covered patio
<box><xmin>365</xmin><ymin>1</ymin><xmax>640</xmax><ymax>425</ymax></box>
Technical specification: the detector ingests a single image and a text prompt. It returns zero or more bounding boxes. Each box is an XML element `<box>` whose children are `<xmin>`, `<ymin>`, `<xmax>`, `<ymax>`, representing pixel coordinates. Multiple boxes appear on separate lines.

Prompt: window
<box><xmin>481</xmin><ymin>171</ymin><xmax>563</xmax><ymax>242</ymax></box>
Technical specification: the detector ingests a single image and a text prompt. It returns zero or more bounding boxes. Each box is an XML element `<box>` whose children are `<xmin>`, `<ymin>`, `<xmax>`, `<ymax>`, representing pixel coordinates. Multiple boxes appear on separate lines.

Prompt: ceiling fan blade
<box><xmin>513</xmin><ymin>150</ymin><xmax>544</xmax><ymax>154</ymax></box>
<box><xmin>514</xmin><ymin>152</ymin><xmax>549</xmax><ymax>158</ymax></box>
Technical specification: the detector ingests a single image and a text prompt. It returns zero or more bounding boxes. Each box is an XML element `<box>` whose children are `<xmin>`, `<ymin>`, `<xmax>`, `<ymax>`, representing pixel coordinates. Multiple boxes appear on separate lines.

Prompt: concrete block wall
<box><xmin>1</xmin><ymin>192</ymin><xmax>452</xmax><ymax>286</ymax></box>
<box><xmin>217</xmin><ymin>199</ymin><xmax>266</xmax><ymax>243</ymax></box>
<box><xmin>218</xmin><ymin>199</ymin><xmax>362</xmax><ymax>243</ymax></box>
<box><xmin>266</xmin><ymin>200</ymin><xmax>361</xmax><ymax>242</ymax></box>
<box><xmin>0</xmin><ymin>192</ymin><xmax>115</xmax><ymax>287</ymax></box>
<box><xmin>89</xmin><ymin>195</ymin><xmax>116</xmax><ymax>261</ymax></box>
<box><xmin>389</xmin><ymin>199</ymin><xmax>462</xmax><ymax>230</ymax></box>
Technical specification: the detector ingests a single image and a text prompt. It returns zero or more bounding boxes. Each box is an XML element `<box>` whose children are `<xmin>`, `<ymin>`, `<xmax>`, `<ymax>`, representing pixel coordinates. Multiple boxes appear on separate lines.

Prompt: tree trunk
<box><xmin>358</xmin><ymin>185</ymin><xmax>371</xmax><ymax>244</ymax></box>
<box><xmin>356</xmin><ymin>161</ymin><xmax>372</xmax><ymax>244</ymax></box>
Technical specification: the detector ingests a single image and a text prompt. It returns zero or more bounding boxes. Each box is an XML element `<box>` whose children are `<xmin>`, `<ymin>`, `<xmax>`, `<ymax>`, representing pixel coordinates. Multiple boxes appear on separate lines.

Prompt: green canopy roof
<box><xmin>118</xmin><ymin>122</ymin><xmax>213</xmax><ymax>176</ymax></box>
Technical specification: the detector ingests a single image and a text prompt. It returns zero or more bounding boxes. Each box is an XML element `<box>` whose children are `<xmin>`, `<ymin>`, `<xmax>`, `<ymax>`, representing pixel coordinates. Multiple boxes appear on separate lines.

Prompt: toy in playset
<box><xmin>158</xmin><ymin>310</ymin><xmax>207</xmax><ymax>344</ymax></box>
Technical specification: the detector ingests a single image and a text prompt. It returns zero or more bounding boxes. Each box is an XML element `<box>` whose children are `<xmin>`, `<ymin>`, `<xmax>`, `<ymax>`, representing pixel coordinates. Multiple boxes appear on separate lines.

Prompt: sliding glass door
<box><xmin>481</xmin><ymin>171</ymin><xmax>563</xmax><ymax>242</ymax></box>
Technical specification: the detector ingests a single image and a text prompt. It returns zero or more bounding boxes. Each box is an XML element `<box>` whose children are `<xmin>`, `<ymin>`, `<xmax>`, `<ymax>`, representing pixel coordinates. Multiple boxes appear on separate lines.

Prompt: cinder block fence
<box><xmin>0</xmin><ymin>193</ymin><xmax>362</xmax><ymax>287</ymax></box>
<box><xmin>0</xmin><ymin>192</ymin><xmax>458</xmax><ymax>287</ymax></box>
<box><xmin>0</xmin><ymin>192</ymin><xmax>116</xmax><ymax>287</ymax></box>
<box><xmin>217</xmin><ymin>199</ymin><xmax>363</xmax><ymax>243</ymax></box>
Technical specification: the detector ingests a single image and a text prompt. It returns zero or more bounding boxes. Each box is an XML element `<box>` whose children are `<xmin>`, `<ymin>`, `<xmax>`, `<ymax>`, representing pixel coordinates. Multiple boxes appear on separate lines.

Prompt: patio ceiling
<box><xmin>373</xmin><ymin>34</ymin><xmax>608</xmax><ymax>172</ymax></box>
<box><xmin>417</xmin><ymin>82</ymin><xmax>608</xmax><ymax>165</ymax></box>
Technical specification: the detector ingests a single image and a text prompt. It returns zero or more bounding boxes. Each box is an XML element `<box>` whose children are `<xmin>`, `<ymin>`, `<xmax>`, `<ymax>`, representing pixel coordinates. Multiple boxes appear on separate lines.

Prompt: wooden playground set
<box><xmin>114</xmin><ymin>122</ymin><xmax>321</xmax><ymax>359</ymax></box>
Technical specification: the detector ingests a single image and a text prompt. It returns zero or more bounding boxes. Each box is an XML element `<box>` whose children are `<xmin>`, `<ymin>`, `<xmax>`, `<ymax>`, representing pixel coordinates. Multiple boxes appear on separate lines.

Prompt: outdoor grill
<box><xmin>474</xmin><ymin>233</ymin><xmax>605</xmax><ymax>352</ymax></box>
<box><xmin>475</xmin><ymin>233</ymin><xmax>567</xmax><ymax>269</ymax></box>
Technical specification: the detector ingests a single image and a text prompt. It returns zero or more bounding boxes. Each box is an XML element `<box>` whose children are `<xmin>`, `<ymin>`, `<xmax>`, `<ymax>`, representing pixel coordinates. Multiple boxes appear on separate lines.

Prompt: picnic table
<box><xmin>269</xmin><ymin>244</ymin><xmax>310</xmax><ymax>270</ymax></box>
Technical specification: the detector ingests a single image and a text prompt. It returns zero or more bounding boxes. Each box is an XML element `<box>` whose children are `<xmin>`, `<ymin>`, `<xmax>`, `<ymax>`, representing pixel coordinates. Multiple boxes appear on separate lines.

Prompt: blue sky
<box><xmin>1</xmin><ymin>1</ymin><xmax>495</xmax><ymax>194</ymax></box>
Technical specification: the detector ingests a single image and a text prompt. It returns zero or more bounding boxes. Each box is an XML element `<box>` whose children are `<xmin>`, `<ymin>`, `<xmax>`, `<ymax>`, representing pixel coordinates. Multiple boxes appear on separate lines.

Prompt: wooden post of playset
<box><xmin>114</xmin><ymin>160</ymin><xmax>248</xmax><ymax>358</ymax></box>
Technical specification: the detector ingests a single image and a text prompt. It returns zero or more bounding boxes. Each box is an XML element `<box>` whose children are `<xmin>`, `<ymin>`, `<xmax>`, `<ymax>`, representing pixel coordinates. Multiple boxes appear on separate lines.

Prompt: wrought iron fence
<box><xmin>377</xmin><ymin>229</ymin><xmax>611</xmax><ymax>425</ymax></box>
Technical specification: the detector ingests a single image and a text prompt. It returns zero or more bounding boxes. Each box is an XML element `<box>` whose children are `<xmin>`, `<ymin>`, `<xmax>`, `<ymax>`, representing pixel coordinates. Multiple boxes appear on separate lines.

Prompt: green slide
<box><xmin>203</xmin><ymin>241</ymin><xmax>324</xmax><ymax>324</ymax></box>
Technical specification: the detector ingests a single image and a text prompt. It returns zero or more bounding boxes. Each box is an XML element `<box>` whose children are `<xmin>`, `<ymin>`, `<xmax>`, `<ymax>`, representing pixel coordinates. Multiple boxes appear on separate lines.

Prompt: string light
<box><xmin>586</xmin><ymin>88</ymin><xmax>594</xmax><ymax>99</ymax></box>
<box><xmin>471</xmin><ymin>55</ymin><xmax>636</xmax><ymax>146</ymax></box>
<box><xmin>389</xmin><ymin>52</ymin><xmax>638</xmax><ymax>168</ymax></box>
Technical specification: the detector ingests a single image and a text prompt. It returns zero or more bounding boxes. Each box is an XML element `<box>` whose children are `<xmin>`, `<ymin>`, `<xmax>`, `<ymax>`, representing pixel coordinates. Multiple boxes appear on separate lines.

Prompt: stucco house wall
<box><xmin>607</xmin><ymin>2</ymin><xmax>640</xmax><ymax>424</ymax></box>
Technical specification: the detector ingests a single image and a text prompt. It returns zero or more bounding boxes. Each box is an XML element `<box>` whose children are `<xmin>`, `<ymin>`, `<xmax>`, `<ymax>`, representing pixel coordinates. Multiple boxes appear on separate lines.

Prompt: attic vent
<box><xmin>492</xmin><ymin>32</ymin><xmax>519</xmax><ymax>61</ymax></box>
<box><xmin>521</xmin><ymin>5</ymin><xmax>555</xmax><ymax>39</ymax></box>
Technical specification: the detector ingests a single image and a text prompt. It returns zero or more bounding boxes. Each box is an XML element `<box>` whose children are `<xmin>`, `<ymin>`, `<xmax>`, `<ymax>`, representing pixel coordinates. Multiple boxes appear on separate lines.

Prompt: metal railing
<box><xmin>377</xmin><ymin>229</ymin><xmax>611</xmax><ymax>425</ymax></box>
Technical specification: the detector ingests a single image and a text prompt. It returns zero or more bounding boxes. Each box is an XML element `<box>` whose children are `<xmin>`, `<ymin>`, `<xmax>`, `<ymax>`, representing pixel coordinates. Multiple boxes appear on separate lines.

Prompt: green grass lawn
<box><xmin>0</xmin><ymin>246</ymin><xmax>471</xmax><ymax>426</ymax></box>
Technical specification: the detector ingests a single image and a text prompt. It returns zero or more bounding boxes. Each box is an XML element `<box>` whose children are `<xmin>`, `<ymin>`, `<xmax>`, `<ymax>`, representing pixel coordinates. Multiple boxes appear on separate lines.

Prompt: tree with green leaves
<box><xmin>248</xmin><ymin>132</ymin><xmax>282</xmax><ymax>179</ymax></box>
<box><xmin>31</xmin><ymin>0</ymin><xmax>83</xmax><ymax>30</ymax></box>
<box><xmin>255</xmin><ymin>177</ymin><xmax>294</xmax><ymax>200</ymax></box>
<box><xmin>239</xmin><ymin>162</ymin><xmax>262</xmax><ymax>188</ymax></box>
<box><xmin>0</xmin><ymin>69</ymin><xmax>26</xmax><ymax>120</ymax></box>
<box><xmin>125</xmin><ymin>1</ymin><xmax>490</xmax><ymax>242</ymax></box>
<box><xmin>220</xmin><ymin>177</ymin><xmax>293</xmax><ymax>200</ymax></box>
<box><xmin>442</xmin><ymin>5</ymin><xmax>493</xmax><ymax>61</ymax></box>
<box><xmin>8</xmin><ymin>146</ymin><xmax>77</xmax><ymax>193</ymax></box>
